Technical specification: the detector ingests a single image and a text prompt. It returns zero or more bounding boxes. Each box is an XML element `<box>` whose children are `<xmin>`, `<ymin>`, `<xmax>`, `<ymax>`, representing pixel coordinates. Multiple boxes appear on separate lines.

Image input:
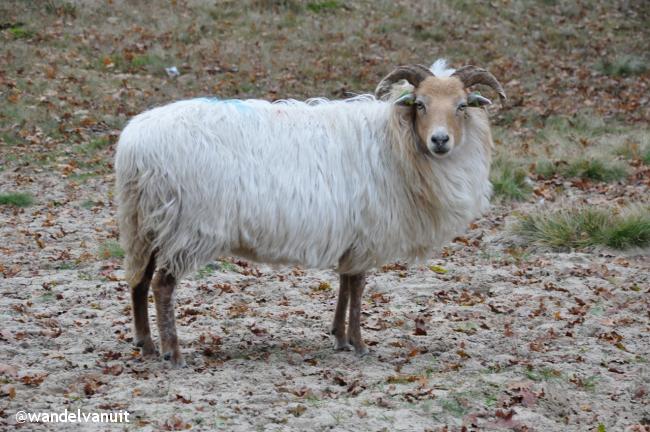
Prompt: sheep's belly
<box><xmin>229</xmin><ymin>201</ymin><xmax>354</xmax><ymax>270</ymax></box>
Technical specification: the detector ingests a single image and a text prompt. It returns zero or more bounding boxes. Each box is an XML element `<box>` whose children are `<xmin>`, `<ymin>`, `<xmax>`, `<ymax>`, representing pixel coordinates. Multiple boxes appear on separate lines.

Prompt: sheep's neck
<box><xmin>382</xmin><ymin>109</ymin><xmax>492</xmax><ymax>250</ymax></box>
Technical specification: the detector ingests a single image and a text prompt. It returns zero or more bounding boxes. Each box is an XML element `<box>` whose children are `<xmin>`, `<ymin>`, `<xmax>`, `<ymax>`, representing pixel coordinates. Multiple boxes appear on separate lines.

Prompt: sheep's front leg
<box><xmin>152</xmin><ymin>270</ymin><xmax>185</xmax><ymax>368</ymax></box>
<box><xmin>346</xmin><ymin>273</ymin><xmax>368</xmax><ymax>356</ymax></box>
<box><xmin>331</xmin><ymin>275</ymin><xmax>351</xmax><ymax>350</ymax></box>
<box><xmin>131</xmin><ymin>255</ymin><xmax>157</xmax><ymax>357</ymax></box>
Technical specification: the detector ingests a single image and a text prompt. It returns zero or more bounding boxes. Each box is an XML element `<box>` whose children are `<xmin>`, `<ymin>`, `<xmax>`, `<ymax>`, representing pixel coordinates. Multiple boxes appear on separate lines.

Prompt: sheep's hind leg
<box><xmin>152</xmin><ymin>270</ymin><xmax>185</xmax><ymax>368</ymax></box>
<box><xmin>131</xmin><ymin>254</ymin><xmax>157</xmax><ymax>357</ymax></box>
<box><xmin>346</xmin><ymin>273</ymin><xmax>369</xmax><ymax>356</ymax></box>
<box><xmin>331</xmin><ymin>274</ymin><xmax>352</xmax><ymax>351</ymax></box>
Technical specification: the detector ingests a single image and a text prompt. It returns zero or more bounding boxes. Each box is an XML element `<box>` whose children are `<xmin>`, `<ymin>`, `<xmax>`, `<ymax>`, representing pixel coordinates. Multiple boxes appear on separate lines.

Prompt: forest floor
<box><xmin>1</xmin><ymin>1</ymin><xmax>649</xmax><ymax>431</ymax></box>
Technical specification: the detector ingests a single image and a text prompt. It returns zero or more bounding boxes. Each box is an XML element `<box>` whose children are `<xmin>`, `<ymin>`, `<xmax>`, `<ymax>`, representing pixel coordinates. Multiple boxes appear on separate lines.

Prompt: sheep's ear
<box><xmin>394</xmin><ymin>92</ymin><xmax>416</xmax><ymax>106</ymax></box>
<box><xmin>467</xmin><ymin>92</ymin><xmax>492</xmax><ymax>107</ymax></box>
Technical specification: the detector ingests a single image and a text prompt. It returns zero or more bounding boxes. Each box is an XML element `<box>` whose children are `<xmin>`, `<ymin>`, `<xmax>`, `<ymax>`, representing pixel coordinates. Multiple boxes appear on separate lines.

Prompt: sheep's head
<box><xmin>376</xmin><ymin>63</ymin><xmax>505</xmax><ymax>159</ymax></box>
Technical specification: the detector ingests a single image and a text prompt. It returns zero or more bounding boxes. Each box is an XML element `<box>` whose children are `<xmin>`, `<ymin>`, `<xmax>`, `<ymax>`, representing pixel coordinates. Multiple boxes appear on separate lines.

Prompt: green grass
<box><xmin>130</xmin><ymin>54</ymin><xmax>156</xmax><ymax>69</ymax></box>
<box><xmin>525</xmin><ymin>367</ymin><xmax>562</xmax><ymax>381</ymax></box>
<box><xmin>306</xmin><ymin>1</ymin><xmax>341</xmax><ymax>13</ymax></box>
<box><xmin>80</xmin><ymin>199</ymin><xmax>95</xmax><ymax>209</ymax></box>
<box><xmin>642</xmin><ymin>148</ymin><xmax>650</xmax><ymax>165</ymax></box>
<box><xmin>98</xmin><ymin>240</ymin><xmax>125</xmax><ymax>259</ymax></box>
<box><xmin>536</xmin><ymin>112</ymin><xmax>612</xmax><ymax>142</ymax></box>
<box><xmin>23</xmin><ymin>137</ymin><xmax>112</xmax><ymax>183</ymax></box>
<box><xmin>581</xmin><ymin>375</ymin><xmax>599</xmax><ymax>391</ymax></box>
<box><xmin>516</xmin><ymin>206</ymin><xmax>650</xmax><ymax>250</ymax></box>
<box><xmin>564</xmin><ymin>159</ymin><xmax>627</xmax><ymax>182</ymax></box>
<box><xmin>196</xmin><ymin>261</ymin><xmax>239</xmax><ymax>278</ymax></box>
<box><xmin>614</xmin><ymin>138</ymin><xmax>650</xmax><ymax>162</ymax></box>
<box><xmin>0</xmin><ymin>192</ymin><xmax>34</xmax><ymax>207</ymax></box>
<box><xmin>0</xmin><ymin>131</ymin><xmax>23</xmax><ymax>146</ymax></box>
<box><xmin>67</xmin><ymin>171</ymin><xmax>101</xmax><ymax>182</ymax></box>
<box><xmin>597</xmin><ymin>55</ymin><xmax>648</xmax><ymax>77</ymax></box>
<box><xmin>412</xmin><ymin>25</ymin><xmax>446</xmax><ymax>42</ymax></box>
<box><xmin>8</xmin><ymin>26</ymin><xmax>35</xmax><ymax>39</ymax></box>
<box><xmin>100</xmin><ymin>53</ymin><xmax>165</xmax><ymax>74</ymax></box>
<box><xmin>83</xmin><ymin>137</ymin><xmax>111</xmax><ymax>153</ymax></box>
<box><xmin>196</xmin><ymin>263</ymin><xmax>218</xmax><ymax>278</ymax></box>
<box><xmin>535</xmin><ymin>158</ymin><xmax>627</xmax><ymax>182</ymax></box>
<box><xmin>56</xmin><ymin>261</ymin><xmax>77</xmax><ymax>270</ymax></box>
<box><xmin>604</xmin><ymin>214</ymin><xmax>650</xmax><ymax>249</ymax></box>
<box><xmin>130</xmin><ymin>54</ymin><xmax>166</xmax><ymax>74</ymax></box>
<box><xmin>490</xmin><ymin>158</ymin><xmax>532</xmax><ymax>201</ymax></box>
<box><xmin>438</xmin><ymin>395</ymin><xmax>468</xmax><ymax>417</ymax></box>
<box><xmin>218</xmin><ymin>260</ymin><xmax>239</xmax><ymax>272</ymax></box>
<box><xmin>534</xmin><ymin>159</ymin><xmax>559</xmax><ymax>179</ymax></box>
<box><xmin>44</xmin><ymin>0</ymin><xmax>78</xmax><ymax>17</ymax></box>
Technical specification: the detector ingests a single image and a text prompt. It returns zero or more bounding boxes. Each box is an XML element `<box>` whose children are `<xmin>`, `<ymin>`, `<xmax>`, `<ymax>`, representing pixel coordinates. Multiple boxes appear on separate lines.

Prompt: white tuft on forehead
<box><xmin>429</xmin><ymin>59</ymin><xmax>455</xmax><ymax>77</ymax></box>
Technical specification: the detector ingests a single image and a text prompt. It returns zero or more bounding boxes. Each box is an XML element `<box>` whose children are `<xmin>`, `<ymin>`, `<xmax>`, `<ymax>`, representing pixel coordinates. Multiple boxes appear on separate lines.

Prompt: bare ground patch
<box><xmin>1</xmin><ymin>170</ymin><xmax>648</xmax><ymax>431</ymax></box>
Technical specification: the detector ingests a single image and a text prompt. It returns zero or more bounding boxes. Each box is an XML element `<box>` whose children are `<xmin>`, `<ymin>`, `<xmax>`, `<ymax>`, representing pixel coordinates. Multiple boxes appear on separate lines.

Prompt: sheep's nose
<box><xmin>431</xmin><ymin>133</ymin><xmax>450</xmax><ymax>147</ymax></box>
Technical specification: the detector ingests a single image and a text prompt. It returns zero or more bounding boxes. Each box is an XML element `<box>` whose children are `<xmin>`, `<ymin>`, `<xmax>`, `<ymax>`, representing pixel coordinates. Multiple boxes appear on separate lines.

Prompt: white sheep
<box><xmin>115</xmin><ymin>59</ymin><xmax>505</xmax><ymax>367</ymax></box>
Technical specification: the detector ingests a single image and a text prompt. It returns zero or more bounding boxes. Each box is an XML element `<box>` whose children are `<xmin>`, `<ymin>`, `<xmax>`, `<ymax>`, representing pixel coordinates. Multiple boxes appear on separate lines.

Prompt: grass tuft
<box><xmin>490</xmin><ymin>159</ymin><xmax>532</xmax><ymax>201</ymax></box>
<box><xmin>603</xmin><ymin>214</ymin><xmax>650</xmax><ymax>249</ymax></box>
<box><xmin>525</xmin><ymin>367</ymin><xmax>562</xmax><ymax>381</ymax></box>
<box><xmin>642</xmin><ymin>148</ymin><xmax>650</xmax><ymax>165</ymax></box>
<box><xmin>8</xmin><ymin>25</ymin><xmax>35</xmax><ymax>39</ymax></box>
<box><xmin>44</xmin><ymin>0</ymin><xmax>78</xmax><ymax>17</ymax></box>
<box><xmin>535</xmin><ymin>158</ymin><xmax>627</xmax><ymax>182</ymax></box>
<box><xmin>306</xmin><ymin>1</ymin><xmax>341</xmax><ymax>13</ymax></box>
<box><xmin>515</xmin><ymin>206</ymin><xmax>650</xmax><ymax>250</ymax></box>
<box><xmin>598</xmin><ymin>55</ymin><xmax>648</xmax><ymax>77</ymax></box>
<box><xmin>0</xmin><ymin>192</ymin><xmax>34</xmax><ymax>207</ymax></box>
<box><xmin>534</xmin><ymin>160</ymin><xmax>558</xmax><ymax>178</ymax></box>
<box><xmin>197</xmin><ymin>263</ymin><xmax>217</xmax><ymax>278</ymax></box>
<box><xmin>564</xmin><ymin>159</ymin><xmax>627</xmax><ymax>182</ymax></box>
<box><xmin>439</xmin><ymin>395</ymin><xmax>468</xmax><ymax>417</ymax></box>
<box><xmin>82</xmin><ymin>137</ymin><xmax>111</xmax><ymax>153</ymax></box>
<box><xmin>251</xmin><ymin>0</ymin><xmax>302</xmax><ymax>12</ymax></box>
<box><xmin>98</xmin><ymin>240</ymin><xmax>125</xmax><ymax>259</ymax></box>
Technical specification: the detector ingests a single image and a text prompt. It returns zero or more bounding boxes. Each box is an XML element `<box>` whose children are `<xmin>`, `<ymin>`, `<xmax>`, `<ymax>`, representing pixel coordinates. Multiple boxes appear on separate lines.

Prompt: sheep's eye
<box><xmin>457</xmin><ymin>102</ymin><xmax>467</xmax><ymax>112</ymax></box>
<box><xmin>415</xmin><ymin>100</ymin><xmax>425</xmax><ymax>111</ymax></box>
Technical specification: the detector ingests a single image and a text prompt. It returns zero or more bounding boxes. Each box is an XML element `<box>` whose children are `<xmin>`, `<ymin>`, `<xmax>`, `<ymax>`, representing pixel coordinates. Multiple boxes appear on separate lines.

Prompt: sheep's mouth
<box><xmin>431</xmin><ymin>147</ymin><xmax>451</xmax><ymax>158</ymax></box>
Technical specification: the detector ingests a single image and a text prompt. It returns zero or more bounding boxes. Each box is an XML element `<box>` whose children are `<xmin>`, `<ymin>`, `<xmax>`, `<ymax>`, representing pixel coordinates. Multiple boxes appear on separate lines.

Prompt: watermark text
<box><xmin>15</xmin><ymin>409</ymin><xmax>130</xmax><ymax>424</ymax></box>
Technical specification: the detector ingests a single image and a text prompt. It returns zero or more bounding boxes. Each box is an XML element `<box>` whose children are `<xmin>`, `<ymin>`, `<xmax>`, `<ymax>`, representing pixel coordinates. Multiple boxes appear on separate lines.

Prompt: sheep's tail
<box><xmin>115</xmin><ymin>127</ymin><xmax>161</xmax><ymax>287</ymax></box>
<box><xmin>116</xmin><ymin>171</ymin><xmax>155</xmax><ymax>287</ymax></box>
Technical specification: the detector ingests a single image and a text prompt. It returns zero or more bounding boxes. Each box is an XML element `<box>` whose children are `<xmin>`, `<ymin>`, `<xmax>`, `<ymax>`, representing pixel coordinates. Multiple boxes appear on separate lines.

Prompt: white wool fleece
<box><xmin>116</xmin><ymin>85</ymin><xmax>493</xmax><ymax>284</ymax></box>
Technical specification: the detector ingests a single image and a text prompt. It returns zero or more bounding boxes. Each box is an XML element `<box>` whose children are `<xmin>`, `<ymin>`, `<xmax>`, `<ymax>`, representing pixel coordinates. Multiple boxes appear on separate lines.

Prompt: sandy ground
<box><xmin>1</xmin><ymin>169</ymin><xmax>649</xmax><ymax>432</ymax></box>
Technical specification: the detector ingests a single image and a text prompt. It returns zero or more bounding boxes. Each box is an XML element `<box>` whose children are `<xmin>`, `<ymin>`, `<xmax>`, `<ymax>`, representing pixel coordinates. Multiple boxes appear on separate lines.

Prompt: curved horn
<box><xmin>375</xmin><ymin>64</ymin><xmax>433</xmax><ymax>99</ymax></box>
<box><xmin>452</xmin><ymin>65</ymin><xmax>506</xmax><ymax>101</ymax></box>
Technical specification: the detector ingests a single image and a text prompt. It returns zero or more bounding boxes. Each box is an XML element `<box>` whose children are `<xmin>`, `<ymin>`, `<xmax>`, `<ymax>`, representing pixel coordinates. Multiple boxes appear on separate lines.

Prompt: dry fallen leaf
<box><xmin>1</xmin><ymin>384</ymin><xmax>16</xmax><ymax>399</ymax></box>
<box><xmin>20</xmin><ymin>372</ymin><xmax>48</xmax><ymax>387</ymax></box>
<box><xmin>429</xmin><ymin>264</ymin><xmax>448</xmax><ymax>274</ymax></box>
<box><xmin>287</xmin><ymin>404</ymin><xmax>307</xmax><ymax>417</ymax></box>
<box><xmin>414</xmin><ymin>316</ymin><xmax>428</xmax><ymax>336</ymax></box>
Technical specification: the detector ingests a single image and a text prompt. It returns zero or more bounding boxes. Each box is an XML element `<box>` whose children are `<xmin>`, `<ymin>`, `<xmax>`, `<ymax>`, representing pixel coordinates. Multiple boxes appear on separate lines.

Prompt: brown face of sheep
<box><xmin>407</xmin><ymin>77</ymin><xmax>471</xmax><ymax>158</ymax></box>
<box><xmin>376</xmin><ymin>64</ymin><xmax>505</xmax><ymax>159</ymax></box>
